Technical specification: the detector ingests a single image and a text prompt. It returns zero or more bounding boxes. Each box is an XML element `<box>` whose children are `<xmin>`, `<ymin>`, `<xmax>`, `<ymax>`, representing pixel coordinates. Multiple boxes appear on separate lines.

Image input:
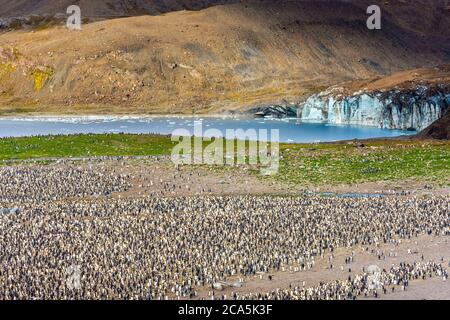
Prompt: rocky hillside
<box><xmin>0</xmin><ymin>0</ymin><xmax>450</xmax><ymax>115</ymax></box>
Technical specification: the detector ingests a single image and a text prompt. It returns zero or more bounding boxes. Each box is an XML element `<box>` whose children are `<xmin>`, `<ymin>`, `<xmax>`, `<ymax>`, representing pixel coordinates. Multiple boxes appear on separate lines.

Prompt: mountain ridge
<box><xmin>0</xmin><ymin>0</ymin><xmax>238</xmax><ymax>20</ymax></box>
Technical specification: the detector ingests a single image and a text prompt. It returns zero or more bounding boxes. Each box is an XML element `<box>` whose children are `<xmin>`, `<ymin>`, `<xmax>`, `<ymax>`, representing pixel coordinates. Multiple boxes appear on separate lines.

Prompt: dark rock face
<box><xmin>252</xmin><ymin>105</ymin><xmax>297</xmax><ymax>118</ymax></box>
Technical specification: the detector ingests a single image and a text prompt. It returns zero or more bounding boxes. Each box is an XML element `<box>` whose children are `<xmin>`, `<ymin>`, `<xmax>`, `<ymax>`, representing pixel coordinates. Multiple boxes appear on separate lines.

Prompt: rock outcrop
<box><xmin>251</xmin><ymin>105</ymin><xmax>297</xmax><ymax>118</ymax></box>
<box><xmin>297</xmin><ymin>86</ymin><xmax>450</xmax><ymax>131</ymax></box>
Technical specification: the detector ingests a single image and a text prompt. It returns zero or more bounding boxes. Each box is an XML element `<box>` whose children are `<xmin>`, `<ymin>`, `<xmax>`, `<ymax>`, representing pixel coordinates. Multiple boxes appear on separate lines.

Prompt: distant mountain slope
<box><xmin>0</xmin><ymin>0</ymin><xmax>237</xmax><ymax>18</ymax></box>
<box><xmin>0</xmin><ymin>0</ymin><xmax>450</xmax><ymax>114</ymax></box>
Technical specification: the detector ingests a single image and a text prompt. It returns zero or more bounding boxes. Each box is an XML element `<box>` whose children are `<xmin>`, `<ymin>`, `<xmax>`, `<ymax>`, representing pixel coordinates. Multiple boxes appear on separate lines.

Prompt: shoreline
<box><xmin>0</xmin><ymin>113</ymin><xmax>252</xmax><ymax>121</ymax></box>
<box><xmin>0</xmin><ymin>131</ymin><xmax>421</xmax><ymax>144</ymax></box>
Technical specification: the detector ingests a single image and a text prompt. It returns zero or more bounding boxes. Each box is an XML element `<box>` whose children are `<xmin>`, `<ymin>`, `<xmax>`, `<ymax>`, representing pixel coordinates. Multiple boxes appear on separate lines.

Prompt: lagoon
<box><xmin>0</xmin><ymin>116</ymin><xmax>415</xmax><ymax>143</ymax></box>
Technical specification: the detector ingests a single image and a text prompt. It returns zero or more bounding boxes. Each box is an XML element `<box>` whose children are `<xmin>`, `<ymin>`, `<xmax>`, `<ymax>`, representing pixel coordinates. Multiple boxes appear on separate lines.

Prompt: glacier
<box><xmin>297</xmin><ymin>86</ymin><xmax>450</xmax><ymax>130</ymax></box>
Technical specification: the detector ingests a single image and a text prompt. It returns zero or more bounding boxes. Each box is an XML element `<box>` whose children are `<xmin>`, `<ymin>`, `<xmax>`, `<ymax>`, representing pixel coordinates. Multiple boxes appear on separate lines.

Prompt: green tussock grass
<box><xmin>0</xmin><ymin>134</ymin><xmax>177</xmax><ymax>161</ymax></box>
<box><xmin>0</xmin><ymin>134</ymin><xmax>449</xmax><ymax>186</ymax></box>
<box><xmin>274</xmin><ymin>140</ymin><xmax>450</xmax><ymax>186</ymax></box>
<box><xmin>0</xmin><ymin>134</ymin><xmax>234</xmax><ymax>161</ymax></box>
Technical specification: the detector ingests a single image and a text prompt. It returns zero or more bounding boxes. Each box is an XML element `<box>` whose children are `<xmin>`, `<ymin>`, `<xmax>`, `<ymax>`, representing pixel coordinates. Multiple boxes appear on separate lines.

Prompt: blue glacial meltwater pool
<box><xmin>0</xmin><ymin>116</ymin><xmax>415</xmax><ymax>143</ymax></box>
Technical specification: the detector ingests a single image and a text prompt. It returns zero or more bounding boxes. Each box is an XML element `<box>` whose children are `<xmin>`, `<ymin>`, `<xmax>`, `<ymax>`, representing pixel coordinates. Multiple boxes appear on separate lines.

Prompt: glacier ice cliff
<box><xmin>297</xmin><ymin>86</ymin><xmax>450</xmax><ymax>130</ymax></box>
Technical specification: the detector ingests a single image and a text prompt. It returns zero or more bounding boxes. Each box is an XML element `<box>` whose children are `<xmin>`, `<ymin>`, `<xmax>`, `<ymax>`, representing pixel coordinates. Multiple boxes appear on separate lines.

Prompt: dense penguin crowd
<box><xmin>1</xmin><ymin>190</ymin><xmax>448</xmax><ymax>299</ymax></box>
<box><xmin>0</xmin><ymin>164</ymin><xmax>131</xmax><ymax>203</ymax></box>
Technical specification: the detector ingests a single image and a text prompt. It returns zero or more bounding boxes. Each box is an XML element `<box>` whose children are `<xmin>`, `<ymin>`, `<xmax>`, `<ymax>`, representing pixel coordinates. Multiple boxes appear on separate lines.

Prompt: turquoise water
<box><xmin>0</xmin><ymin>116</ymin><xmax>415</xmax><ymax>143</ymax></box>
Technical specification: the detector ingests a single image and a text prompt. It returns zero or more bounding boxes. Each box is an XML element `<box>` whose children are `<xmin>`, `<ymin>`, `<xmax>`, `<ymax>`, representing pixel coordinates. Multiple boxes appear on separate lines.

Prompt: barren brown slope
<box><xmin>326</xmin><ymin>64</ymin><xmax>450</xmax><ymax>95</ymax></box>
<box><xmin>1</xmin><ymin>0</ymin><xmax>450</xmax><ymax>115</ymax></box>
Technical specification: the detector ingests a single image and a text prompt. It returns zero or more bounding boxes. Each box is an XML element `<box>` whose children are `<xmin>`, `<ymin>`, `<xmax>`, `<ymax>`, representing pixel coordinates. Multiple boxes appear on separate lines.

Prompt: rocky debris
<box><xmin>252</xmin><ymin>105</ymin><xmax>297</xmax><ymax>118</ymax></box>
